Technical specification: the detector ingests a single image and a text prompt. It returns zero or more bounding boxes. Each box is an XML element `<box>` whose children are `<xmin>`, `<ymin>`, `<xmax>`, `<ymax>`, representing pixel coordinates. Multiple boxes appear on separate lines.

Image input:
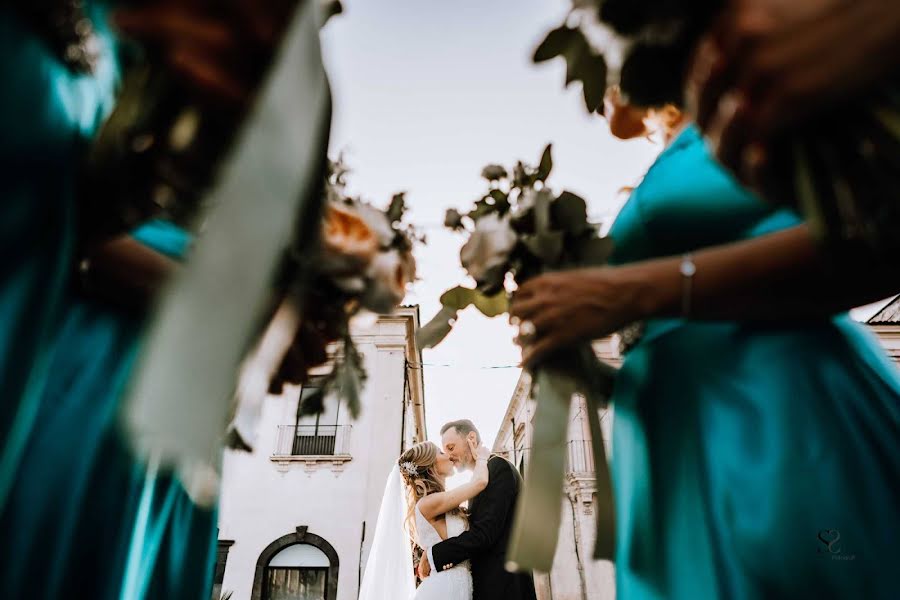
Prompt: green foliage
<box><xmin>551</xmin><ymin>191</ymin><xmax>589</xmax><ymax>234</ymax></box>
<box><xmin>481</xmin><ymin>164</ymin><xmax>508</xmax><ymax>181</ymax></box>
<box><xmin>439</xmin><ymin>286</ymin><xmax>509</xmax><ymax>316</ymax></box>
<box><xmin>523</xmin><ymin>231</ymin><xmax>564</xmax><ymax>265</ymax></box>
<box><xmin>387</xmin><ymin>192</ymin><xmax>406</xmax><ymax>223</ymax></box>
<box><xmin>536</xmin><ymin>144</ymin><xmax>553</xmax><ymax>182</ymax></box>
<box><xmin>299</xmin><ymin>332</ymin><xmax>368</xmax><ymax>419</ymax></box>
<box><xmin>444</xmin><ymin>208</ymin><xmax>465</xmax><ymax>230</ymax></box>
<box><xmin>419</xmin><ymin>144</ymin><xmax>615</xmax><ymax>347</ymax></box>
<box><xmin>534</xmin><ymin>25</ymin><xmax>607</xmax><ymax>114</ymax></box>
<box><xmin>416</xmin><ymin>288</ymin><xmax>509</xmax><ymax>348</ymax></box>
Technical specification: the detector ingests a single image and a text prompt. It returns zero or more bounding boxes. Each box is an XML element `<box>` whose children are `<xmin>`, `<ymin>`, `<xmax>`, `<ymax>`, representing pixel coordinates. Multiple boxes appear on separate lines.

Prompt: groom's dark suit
<box><xmin>431</xmin><ymin>456</ymin><xmax>537</xmax><ymax>600</ymax></box>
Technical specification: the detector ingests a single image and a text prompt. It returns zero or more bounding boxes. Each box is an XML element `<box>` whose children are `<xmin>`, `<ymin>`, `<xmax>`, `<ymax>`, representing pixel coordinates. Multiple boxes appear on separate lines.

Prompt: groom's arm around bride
<box><xmin>429</xmin><ymin>455</ymin><xmax>537</xmax><ymax>600</ymax></box>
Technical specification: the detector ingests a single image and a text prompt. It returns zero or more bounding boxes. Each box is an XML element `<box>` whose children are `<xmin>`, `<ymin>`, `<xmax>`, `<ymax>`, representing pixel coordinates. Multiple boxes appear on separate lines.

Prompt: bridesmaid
<box><xmin>510</xmin><ymin>93</ymin><xmax>899</xmax><ymax>599</ymax></box>
<box><xmin>0</xmin><ymin>222</ymin><xmax>218</xmax><ymax>599</ymax></box>
<box><xmin>0</xmin><ymin>0</ymin><xmax>119</xmax><ymax>512</ymax></box>
<box><xmin>0</xmin><ymin>1</ymin><xmax>289</xmax><ymax>597</ymax></box>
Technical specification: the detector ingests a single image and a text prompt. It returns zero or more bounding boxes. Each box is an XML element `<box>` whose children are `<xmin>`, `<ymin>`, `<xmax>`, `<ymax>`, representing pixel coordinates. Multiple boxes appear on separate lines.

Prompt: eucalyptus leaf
<box><xmin>439</xmin><ymin>286</ymin><xmax>478</xmax><ymax>311</ymax></box>
<box><xmin>335</xmin><ymin>338</ymin><xmax>366</xmax><ymax>419</ymax></box>
<box><xmin>581</xmin><ymin>54</ymin><xmax>608</xmax><ymax>114</ymax></box>
<box><xmin>551</xmin><ymin>190</ymin><xmax>588</xmax><ymax>234</ymax></box>
<box><xmin>472</xmin><ymin>289</ymin><xmax>509</xmax><ymax>318</ymax></box>
<box><xmin>416</xmin><ymin>305</ymin><xmax>460</xmax><ymax>349</ymax></box>
<box><xmin>536</xmin><ymin>144</ymin><xmax>553</xmax><ymax>182</ymax></box>
<box><xmin>533</xmin><ymin>25</ymin><xmax>577</xmax><ymax>63</ymax></box>
<box><xmin>563</xmin><ymin>29</ymin><xmax>591</xmax><ymax>86</ymax></box>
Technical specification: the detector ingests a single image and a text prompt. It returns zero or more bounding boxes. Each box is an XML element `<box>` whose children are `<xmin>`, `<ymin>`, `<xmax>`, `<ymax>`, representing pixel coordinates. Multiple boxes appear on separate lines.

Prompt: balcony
<box><xmin>271</xmin><ymin>425</ymin><xmax>352</xmax><ymax>473</ymax></box>
<box><xmin>566</xmin><ymin>440</ymin><xmax>595</xmax><ymax>474</ymax></box>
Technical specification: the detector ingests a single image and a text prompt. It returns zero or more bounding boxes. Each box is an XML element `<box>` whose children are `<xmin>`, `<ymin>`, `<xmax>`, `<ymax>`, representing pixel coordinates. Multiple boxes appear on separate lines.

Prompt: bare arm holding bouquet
<box><xmin>510</xmin><ymin>224</ymin><xmax>899</xmax><ymax>367</ymax></box>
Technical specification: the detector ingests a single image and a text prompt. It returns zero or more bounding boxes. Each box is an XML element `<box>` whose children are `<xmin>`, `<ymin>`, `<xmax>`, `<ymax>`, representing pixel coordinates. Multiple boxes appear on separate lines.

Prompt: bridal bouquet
<box><xmin>534</xmin><ymin>0</ymin><xmax>900</xmax><ymax>256</ymax></box>
<box><xmin>418</xmin><ymin>146</ymin><xmax>616</xmax><ymax>571</ymax></box>
<box><xmin>228</xmin><ymin>158</ymin><xmax>419</xmax><ymax>449</ymax></box>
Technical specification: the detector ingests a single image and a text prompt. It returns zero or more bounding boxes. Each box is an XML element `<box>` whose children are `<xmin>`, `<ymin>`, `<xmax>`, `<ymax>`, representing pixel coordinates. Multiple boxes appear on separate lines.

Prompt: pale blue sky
<box><xmin>319</xmin><ymin>0</ymin><xmax>662</xmax><ymax>448</ymax></box>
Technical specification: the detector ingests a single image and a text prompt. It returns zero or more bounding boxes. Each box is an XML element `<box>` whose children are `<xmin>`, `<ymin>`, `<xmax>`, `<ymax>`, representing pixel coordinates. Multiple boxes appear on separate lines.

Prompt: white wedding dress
<box><xmin>414</xmin><ymin>501</ymin><xmax>473</xmax><ymax>600</ymax></box>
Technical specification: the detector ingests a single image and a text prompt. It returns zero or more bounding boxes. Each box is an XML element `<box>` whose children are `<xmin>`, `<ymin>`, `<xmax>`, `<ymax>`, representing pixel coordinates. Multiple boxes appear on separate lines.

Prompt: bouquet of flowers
<box><xmin>228</xmin><ymin>158</ymin><xmax>419</xmax><ymax>450</ymax></box>
<box><xmin>533</xmin><ymin>0</ymin><xmax>900</xmax><ymax>257</ymax></box>
<box><xmin>419</xmin><ymin>146</ymin><xmax>617</xmax><ymax>572</ymax></box>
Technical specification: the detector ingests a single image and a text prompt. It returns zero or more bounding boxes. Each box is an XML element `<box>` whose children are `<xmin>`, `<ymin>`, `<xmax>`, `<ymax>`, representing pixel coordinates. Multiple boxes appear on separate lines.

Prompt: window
<box><xmin>263</xmin><ymin>544</ymin><xmax>331</xmax><ymax>600</ymax></box>
<box><xmin>290</xmin><ymin>384</ymin><xmax>340</xmax><ymax>456</ymax></box>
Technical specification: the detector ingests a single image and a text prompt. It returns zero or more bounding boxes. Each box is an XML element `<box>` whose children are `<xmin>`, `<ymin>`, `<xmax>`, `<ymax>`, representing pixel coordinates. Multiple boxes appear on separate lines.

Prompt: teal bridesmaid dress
<box><xmin>0</xmin><ymin>6</ymin><xmax>216</xmax><ymax>599</ymax></box>
<box><xmin>0</xmin><ymin>1</ymin><xmax>119</xmax><ymax>509</ymax></box>
<box><xmin>608</xmin><ymin>125</ymin><xmax>900</xmax><ymax>600</ymax></box>
<box><xmin>0</xmin><ymin>221</ymin><xmax>218</xmax><ymax>600</ymax></box>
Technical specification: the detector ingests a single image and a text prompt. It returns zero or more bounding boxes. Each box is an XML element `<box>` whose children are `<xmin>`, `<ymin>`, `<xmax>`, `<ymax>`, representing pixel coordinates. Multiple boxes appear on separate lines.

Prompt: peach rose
<box><xmin>321</xmin><ymin>202</ymin><xmax>379</xmax><ymax>276</ymax></box>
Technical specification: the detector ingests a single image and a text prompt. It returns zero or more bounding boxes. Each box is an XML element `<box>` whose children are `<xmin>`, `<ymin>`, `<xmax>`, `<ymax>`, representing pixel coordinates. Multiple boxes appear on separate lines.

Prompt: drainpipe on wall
<box><xmin>511</xmin><ymin>418</ymin><xmax>517</xmax><ymax>463</ymax></box>
<box><xmin>399</xmin><ymin>359</ymin><xmax>409</xmax><ymax>453</ymax></box>
<box><xmin>357</xmin><ymin>521</ymin><xmax>366</xmax><ymax>597</ymax></box>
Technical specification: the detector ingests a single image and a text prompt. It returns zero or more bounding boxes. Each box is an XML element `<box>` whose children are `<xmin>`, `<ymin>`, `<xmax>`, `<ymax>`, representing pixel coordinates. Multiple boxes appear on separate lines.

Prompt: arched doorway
<box><xmin>252</xmin><ymin>527</ymin><xmax>339</xmax><ymax>600</ymax></box>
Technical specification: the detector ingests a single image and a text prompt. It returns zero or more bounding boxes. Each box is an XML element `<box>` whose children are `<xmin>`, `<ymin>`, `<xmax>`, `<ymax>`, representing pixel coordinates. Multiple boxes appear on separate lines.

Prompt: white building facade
<box><xmin>493</xmin><ymin>337</ymin><xmax>622</xmax><ymax>600</ymax></box>
<box><xmin>215</xmin><ymin>307</ymin><xmax>426</xmax><ymax>600</ymax></box>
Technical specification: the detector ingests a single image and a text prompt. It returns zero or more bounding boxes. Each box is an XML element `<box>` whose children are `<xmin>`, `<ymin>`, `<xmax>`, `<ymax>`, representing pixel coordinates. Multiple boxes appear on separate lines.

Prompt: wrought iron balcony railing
<box><xmin>273</xmin><ymin>425</ymin><xmax>352</xmax><ymax>457</ymax></box>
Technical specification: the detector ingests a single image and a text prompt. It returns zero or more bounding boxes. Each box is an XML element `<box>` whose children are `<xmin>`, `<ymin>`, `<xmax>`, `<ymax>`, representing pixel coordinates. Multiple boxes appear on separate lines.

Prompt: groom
<box><xmin>420</xmin><ymin>419</ymin><xmax>537</xmax><ymax>600</ymax></box>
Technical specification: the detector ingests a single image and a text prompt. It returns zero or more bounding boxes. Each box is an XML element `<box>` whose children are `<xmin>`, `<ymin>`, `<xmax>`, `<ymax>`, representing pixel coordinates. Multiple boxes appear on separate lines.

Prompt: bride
<box><xmin>358</xmin><ymin>438</ymin><xmax>490</xmax><ymax>600</ymax></box>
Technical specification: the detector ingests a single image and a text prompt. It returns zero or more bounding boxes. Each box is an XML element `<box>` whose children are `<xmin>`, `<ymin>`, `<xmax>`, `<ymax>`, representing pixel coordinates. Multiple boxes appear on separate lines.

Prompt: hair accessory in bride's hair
<box><xmin>400</xmin><ymin>461</ymin><xmax>418</xmax><ymax>478</ymax></box>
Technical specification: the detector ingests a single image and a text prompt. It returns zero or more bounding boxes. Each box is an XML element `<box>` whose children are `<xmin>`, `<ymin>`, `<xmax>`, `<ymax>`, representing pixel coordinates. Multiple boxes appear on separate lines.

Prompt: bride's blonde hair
<box><xmin>398</xmin><ymin>441</ymin><xmax>464</xmax><ymax>542</ymax></box>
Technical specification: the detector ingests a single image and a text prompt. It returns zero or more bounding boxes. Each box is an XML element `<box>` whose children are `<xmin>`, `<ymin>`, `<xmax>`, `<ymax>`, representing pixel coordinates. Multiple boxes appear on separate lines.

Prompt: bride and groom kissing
<box><xmin>359</xmin><ymin>419</ymin><xmax>537</xmax><ymax>600</ymax></box>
